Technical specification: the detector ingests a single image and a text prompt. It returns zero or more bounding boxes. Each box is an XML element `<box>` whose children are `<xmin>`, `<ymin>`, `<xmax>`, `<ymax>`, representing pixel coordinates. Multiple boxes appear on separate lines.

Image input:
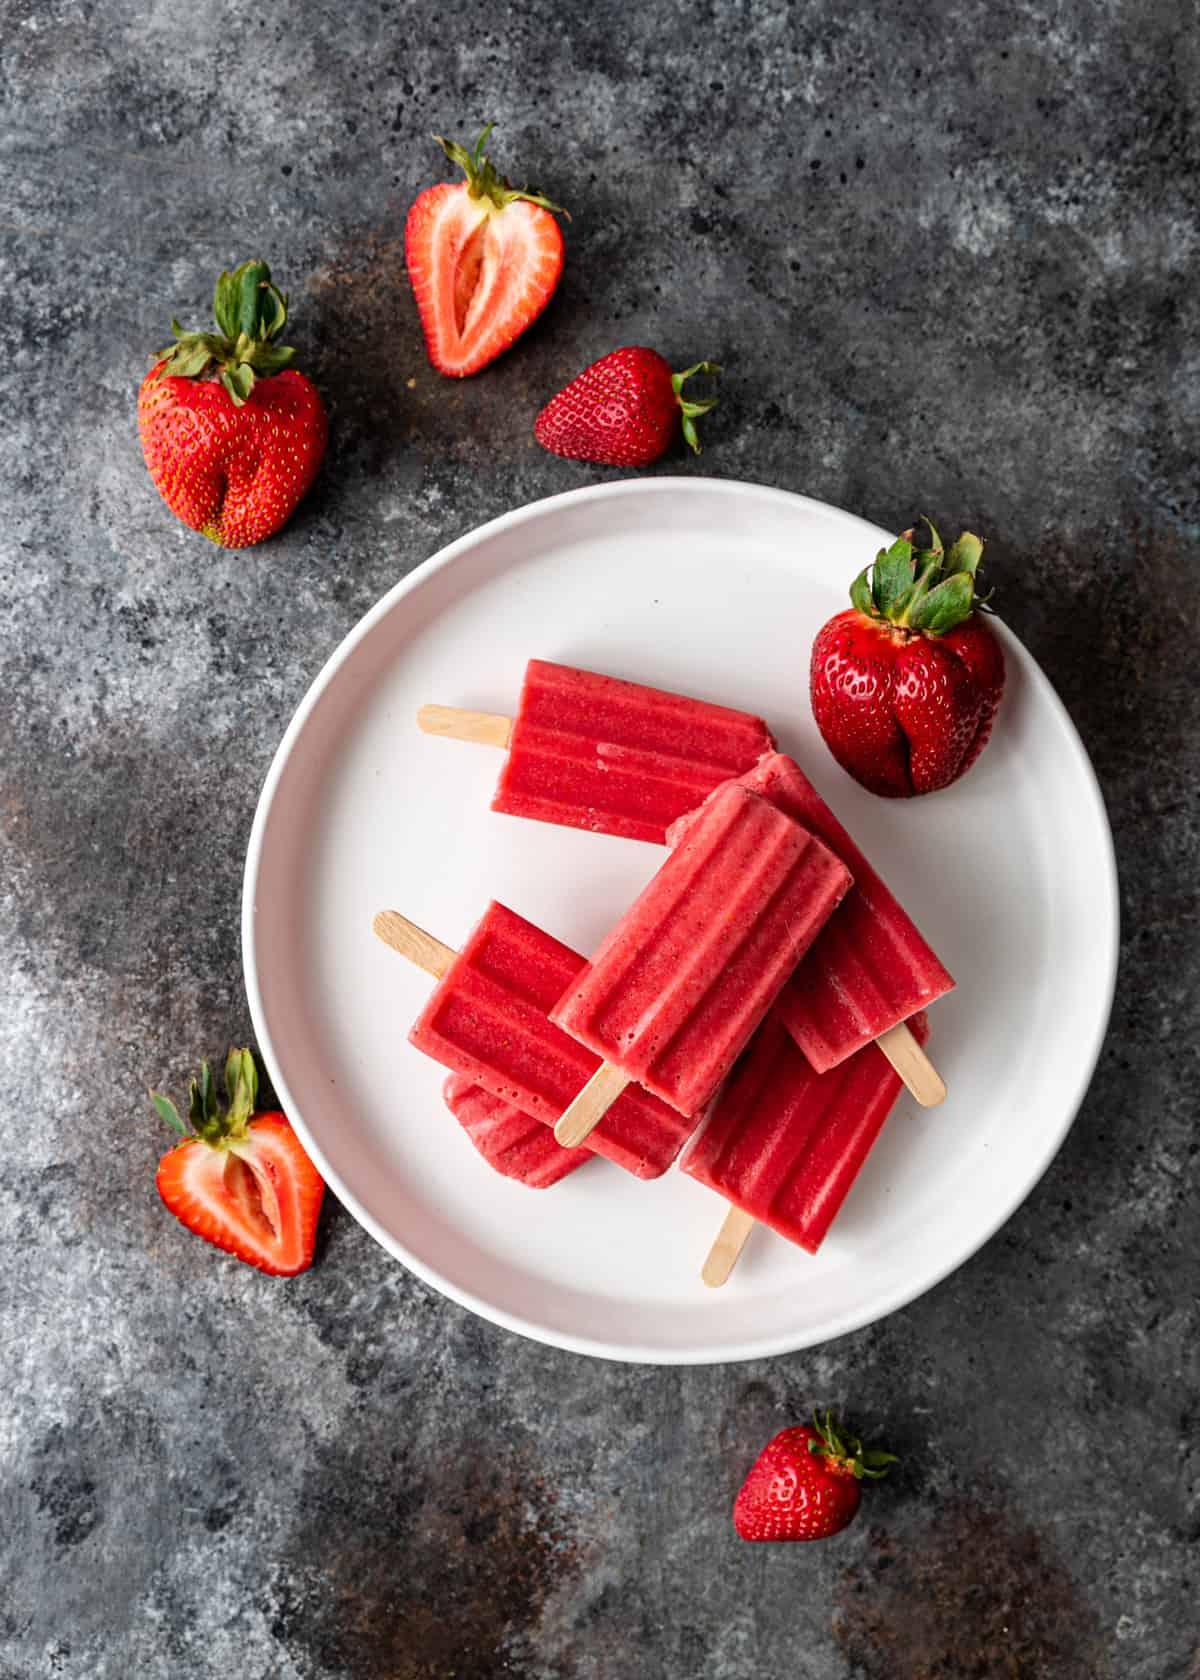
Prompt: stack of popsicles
<box><xmin>376</xmin><ymin>657</ymin><xmax>955</xmax><ymax>1282</ymax></box>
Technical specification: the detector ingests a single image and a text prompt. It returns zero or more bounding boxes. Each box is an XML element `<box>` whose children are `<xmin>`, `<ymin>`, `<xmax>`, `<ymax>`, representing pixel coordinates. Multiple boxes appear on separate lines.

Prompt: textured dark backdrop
<box><xmin>2</xmin><ymin>0</ymin><xmax>1197</xmax><ymax>1675</ymax></box>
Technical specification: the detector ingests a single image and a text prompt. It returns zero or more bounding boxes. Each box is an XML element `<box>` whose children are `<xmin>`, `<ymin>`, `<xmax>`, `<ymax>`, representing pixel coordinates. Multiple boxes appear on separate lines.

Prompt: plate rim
<box><xmin>242</xmin><ymin>476</ymin><xmax>1120</xmax><ymax>1364</ymax></box>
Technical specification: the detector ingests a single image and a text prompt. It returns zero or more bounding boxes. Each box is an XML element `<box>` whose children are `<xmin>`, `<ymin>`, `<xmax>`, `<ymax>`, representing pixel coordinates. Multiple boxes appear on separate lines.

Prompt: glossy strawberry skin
<box><xmin>811</xmin><ymin>608</ymin><xmax>1005</xmax><ymax>797</ymax></box>
<box><xmin>734</xmin><ymin>1426</ymin><xmax>862</xmax><ymax>1542</ymax></box>
<box><xmin>155</xmin><ymin>1113</ymin><xmax>325</xmax><ymax>1276</ymax></box>
<box><xmin>138</xmin><ymin>366</ymin><xmax>327</xmax><ymax>549</ymax></box>
<box><xmin>534</xmin><ymin>347</ymin><xmax>682</xmax><ymax>463</ymax></box>
<box><xmin>937</xmin><ymin>614</ymin><xmax>1007</xmax><ymax>777</ymax></box>
<box><xmin>535</xmin><ymin>347</ymin><xmax>688</xmax><ymax>466</ymax></box>
<box><xmin>405</xmin><ymin>183</ymin><xmax>564</xmax><ymax>378</ymax></box>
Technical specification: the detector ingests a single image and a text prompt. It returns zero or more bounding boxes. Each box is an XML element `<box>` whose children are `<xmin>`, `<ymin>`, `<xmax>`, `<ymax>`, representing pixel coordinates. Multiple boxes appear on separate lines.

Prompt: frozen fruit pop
<box><xmin>667</xmin><ymin>753</ymin><xmax>952</xmax><ymax>1105</ymax></box>
<box><xmin>372</xmin><ymin>903</ymin><xmax>695</xmax><ymax>1179</ymax></box>
<box><xmin>417</xmin><ymin>657</ymin><xmax>775</xmax><ymax>844</ymax></box>
<box><xmin>550</xmin><ymin>783</ymin><xmax>853</xmax><ymax>1143</ymax></box>
<box><xmin>442</xmin><ymin>1074</ymin><xmax>594</xmax><ymax>1189</ymax></box>
<box><xmin>683</xmin><ymin>1010</ymin><xmax>930</xmax><ymax>1284</ymax></box>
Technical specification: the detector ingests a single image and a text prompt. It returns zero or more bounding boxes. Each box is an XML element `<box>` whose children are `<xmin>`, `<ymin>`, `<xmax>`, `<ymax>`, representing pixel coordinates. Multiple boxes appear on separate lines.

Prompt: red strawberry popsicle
<box><xmin>374</xmin><ymin>901</ymin><xmax>696</xmax><ymax>1179</ymax></box>
<box><xmin>417</xmin><ymin>658</ymin><xmax>775</xmax><ymax>844</ymax></box>
<box><xmin>668</xmin><ymin>753</ymin><xmax>952</xmax><ymax>1104</ymax></box>
<box><xmin>442</xmin><ymin>1075</ymin><xmax>593</xmax><ymax>1188</ymax></box>
<box><xmin>684</xmin><ymin>1010</ymin><xmax>931</xmax><ymax>1284</ymax></box>
<box><xmin>549</xmin><ymin>784</ymin><xmax>853</xmax><ymax>1144</ymax></box>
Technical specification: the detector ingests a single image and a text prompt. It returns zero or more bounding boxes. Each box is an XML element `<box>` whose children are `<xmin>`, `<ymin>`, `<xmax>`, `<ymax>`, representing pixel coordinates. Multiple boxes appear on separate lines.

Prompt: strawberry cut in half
<box><xmin>405</xmin><ymin>125</ymin><xmax>568</xmax><ymax>378</ymax></box>
<box><xmin>150</xmin><ymin>1049</ymin><xmax>324</xmax><ymax>1276</ymax></box>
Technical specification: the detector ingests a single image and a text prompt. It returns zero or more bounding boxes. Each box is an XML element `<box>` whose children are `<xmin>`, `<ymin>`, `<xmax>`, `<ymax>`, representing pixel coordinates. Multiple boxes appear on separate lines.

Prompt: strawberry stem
<box><xmin>224</xmin><ymin>1048</ymin><xmax>259</xmax><ymax>1129</ymax></box>
<box><xmin>149</xmin><ymin>1049</ymin><xmax>262</xmax><ymax>1149</ymax></box>
<box><xmin>849</xmin><ymin>521</ymin><xmax>987</xmax><ymax>636</ymax></box>
<box><xmin>149</xmin><ymin>1091</ymin><xmax>187</xmax><ymax>1136</ymax></box>
<box><xmin>151</xmin><ymin>259</ymin><xmax>299</xmax><ymax>409</ymax></box>
<box><xmin>433</xmin><ymin>125</ymin><xmax>570</xmax><ymax>220</ymax></box>
<box><xmin>807</xmin><ymin>1408</ymin><xmax>898</xmax><ymax>1482</ymax></box>
<box><xmin>672</xmin><ymin>361</ymin><xmax>721</xmax><ymax>454</ymax></box>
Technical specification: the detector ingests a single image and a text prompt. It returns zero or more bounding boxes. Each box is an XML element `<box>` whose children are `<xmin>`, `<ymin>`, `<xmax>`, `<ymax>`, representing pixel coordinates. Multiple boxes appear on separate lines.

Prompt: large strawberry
<box><xmin>534</xmin><ymin>347</ymin><xmax>720</xmax><ymax>465</ymax></box>
<box><xmin>150</xmin><ymin>1049</ymin><xmax>324</xmax><ymax>1276</ymax></box>
<box><xmin>811</xmin><ymin>522</ymin><xmax>1005</xmax><ymax>797</ymax></box>
<box><xmin>406</xmin><ymin>125</ymin><xmax>567</xmax><ymax>378</ymax></box>
<box><xmin>138</xmin><ymin>259</ymin><xmax>328</xmax><ymax>548</ymax></box>
<box><xmin>734</xmin><ymin>1412</ymin><xmax>897</xmax><ymax>1543</ymax></box>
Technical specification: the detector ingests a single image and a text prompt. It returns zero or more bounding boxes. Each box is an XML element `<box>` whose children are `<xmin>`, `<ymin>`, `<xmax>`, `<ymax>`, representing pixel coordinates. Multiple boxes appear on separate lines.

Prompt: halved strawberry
<box><xmin>150</xmin><ymin>1049</ymin><xmax>324</xmax><ymax>1276</ymax></box>
<box><xmin>405</xmin><ymin>125</ymin><xmax>567</xmax><ymax>377</ymax></box>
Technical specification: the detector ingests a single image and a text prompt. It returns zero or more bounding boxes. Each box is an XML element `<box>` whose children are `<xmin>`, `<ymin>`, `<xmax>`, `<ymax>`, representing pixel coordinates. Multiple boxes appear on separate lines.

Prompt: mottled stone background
<box><xmin>1</xmin><ymin>0</ymin><xmax>1197</xmax><ymax>1675</ymax></box>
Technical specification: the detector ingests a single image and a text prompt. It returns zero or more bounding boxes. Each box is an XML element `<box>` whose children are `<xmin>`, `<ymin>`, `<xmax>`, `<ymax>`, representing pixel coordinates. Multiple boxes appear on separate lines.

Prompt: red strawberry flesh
<box><xmin>155</xmin><ymin>1116</ymin><xmax>324</xmax><ymax>1276</ymax></box>
<box><xmin>150</xmin><ymin>1051</ymin><xmax>324</xmax><ymax>1276</ymax></box>
<box><xmin>405</xmin><ymin>128</ymin><xmax>566</xmax><ymax>378</ymax></box>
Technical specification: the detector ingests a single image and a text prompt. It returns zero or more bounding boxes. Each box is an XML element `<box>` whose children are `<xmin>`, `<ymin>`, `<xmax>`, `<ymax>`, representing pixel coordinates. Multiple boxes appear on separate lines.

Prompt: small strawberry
<box><xmin>138</xmin><ymin>258</ymin><xmax>328</xmax><ymax>548</ymax></box>
<box><xmin>150</xmin><ymin>1049</ymin><xmax>324</xmax><ymax>1276</ymax></box>
<box><xmin>534</xmin><ymin>347</ymin><xmax>720</xmax><ymax>466</ymax></box>
<box><xmin>406</xmin><ymin>125</ymin><xmax>568</xmax><ymax>378</ymax></box>
<box><xmin>811</xmin><ymin>522</ymin><xmax>1006</xmax><ymax>797</ymax></box>
<box><xmin>734</xmin><ymin>1412</ymin><xmax>897</xmax><ymax>1543</ymax></box>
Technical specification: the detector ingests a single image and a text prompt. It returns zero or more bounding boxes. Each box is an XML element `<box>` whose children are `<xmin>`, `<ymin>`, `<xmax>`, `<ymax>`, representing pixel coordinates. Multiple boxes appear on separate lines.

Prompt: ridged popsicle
<box><xmin>550</xmin><ymin>784</ymin><xmax>853</xmax><ymax>1117</ymax></box>
<box><xmin>668</xmin><ymin>753</ymin><xmax>953</xmax><ymax>1071</ymax></box>
<box><xmin>682</xmin><ymin>1010</ymin><xmax>930</xmax><ymax>1254</ymax></box>
<box><xmin>491</xmin><ymin>658</ymin><xmax>775</xmax><ymax>843</ymax></box>
<box><xmin>442</xmin><ymin>1074</ymin><xmax>594</xmax><ymax>1188</ymax></box>
<box><xmin>408</xmin><ymin>900</ymin><xmax>696</xmax><ymax>1178</ymax></box>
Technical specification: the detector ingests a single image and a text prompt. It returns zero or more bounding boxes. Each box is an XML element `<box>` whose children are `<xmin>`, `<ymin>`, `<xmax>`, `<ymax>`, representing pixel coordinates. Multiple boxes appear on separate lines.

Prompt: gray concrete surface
<box><xmin>1</xmin><ymin>0</ymin><xmax>1197</xmax><ymax>1674</ymax></box>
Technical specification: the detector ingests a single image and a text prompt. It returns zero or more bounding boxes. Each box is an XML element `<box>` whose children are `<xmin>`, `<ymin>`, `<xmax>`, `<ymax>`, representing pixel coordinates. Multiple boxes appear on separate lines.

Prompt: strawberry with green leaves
<box><xmin>406</xmin><ymin>125</ymin><xmax>568</xmax><ymax>378</ymax></box>
<box><xmin>811</xmin><ymin>522</ymin><xmax>1005</xmax><ymax>797</ymax></box>
<box><xmin>150</xmin><ymin>1049</ymin><xmax>324</xmax><ymax>1276</ymax></box>
<box><xmin>734</xmin><ymin>1412</ymin><xmax>897</xmax><ymax>1542</ymax></box>
<box><xmin>534</xmin><ymin>347</ymin><xmax>720</xmax><ymax>466</ymax></box>
<box><xmin>138</xmin><ymin>259</ymin><xmax>328</xmax><ymax>548</ymax></box>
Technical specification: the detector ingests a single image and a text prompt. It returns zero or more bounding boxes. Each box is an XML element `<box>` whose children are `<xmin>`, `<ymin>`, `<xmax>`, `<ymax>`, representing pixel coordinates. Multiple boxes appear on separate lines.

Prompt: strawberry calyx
<box><xmin>433</xmin><ymin>125</ymin><xmax>570</xmax><ymax>220</ymax></box>
<box><xmin>806</xmin><ymin>1409</ymin><xmax>898</xmax><ymax>1482</ymax></box>
<box><xmin>150</xmin><ymin>1048</ymin><xmax>260</xmax><ymax>1151</ymax></box>
<box><xmin>672</xmin><ymin>362</ymin><xmax>721</xmax><ymax>454</ymax></box>
<box><xmin>151</xmin><ymin>259</ymin><xmax>298</xmax><ymax>409</ymax></box>
<box><xmin>849</xmin><ymin>520</ymin><xmax>986</xmax><ymax>637</ymax></box>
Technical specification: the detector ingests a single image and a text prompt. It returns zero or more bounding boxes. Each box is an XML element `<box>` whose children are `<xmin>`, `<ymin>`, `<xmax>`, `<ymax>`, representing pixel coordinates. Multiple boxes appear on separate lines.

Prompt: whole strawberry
<box><xmin>138</xmin><ymin>259</ymin><xmax>327</xmax><ymax>548</ymax></box>
<box><xmin>406</xmin><ymin>125</ymin><xmax>568</xmax><ymax>378</ymax></box>
<box><xmin>811</xmin><ymin>522</ymin><xmax>1005</xmax><ymax>797</ymax></box>
<box><xmin>734</xmin><ymin>1412</ymin><xmax>896</xmax><ymax>1543</ymax></box>
<box><xmin>535</xmin><ymin>348</ymin><xmax>720</xmax><ymax>466</ymax></box>
<box><xmin>150</xmin><ymin>1048</ymin><xmax>325</xmax><ymax>1276</ymax></box>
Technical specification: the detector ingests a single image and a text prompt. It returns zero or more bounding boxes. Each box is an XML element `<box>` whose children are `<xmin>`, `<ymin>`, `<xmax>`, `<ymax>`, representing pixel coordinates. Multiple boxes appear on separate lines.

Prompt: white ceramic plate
<box><xmin>243</xmin><ymin>480</ymin><xmax>1118</xmax><ymax>1363</ymax></box>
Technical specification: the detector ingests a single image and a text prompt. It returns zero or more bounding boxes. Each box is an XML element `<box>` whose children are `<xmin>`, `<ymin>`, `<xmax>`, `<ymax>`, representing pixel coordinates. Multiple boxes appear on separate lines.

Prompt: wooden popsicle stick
<box><xmin>372</xmin><ymin>910</ymin><xmax>457</xmax><ymax>981</ymax></box>
<box><xmin>417</xmin><ymin>704</ymin><xmax>513</xmax><ymax>750</ymax></box>
<box><xmin>374</xmin><ymin>910</ymin><xmax>627</xmax><ymax>1155</ymax></box>
<box><xmin>554</xmin><ymin>1061</ymin><xmax>631</xmax><ymax>1147</ymax></box>
<box><xmin>875</xmin><ymin>1020</ymin><xmax>946</xmax><ymax>1108</ymax></box>
<box><xmin>701</xmin><ymin>1205</ymin><xmax>757</xmax><ymax>1288</ymax></box>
